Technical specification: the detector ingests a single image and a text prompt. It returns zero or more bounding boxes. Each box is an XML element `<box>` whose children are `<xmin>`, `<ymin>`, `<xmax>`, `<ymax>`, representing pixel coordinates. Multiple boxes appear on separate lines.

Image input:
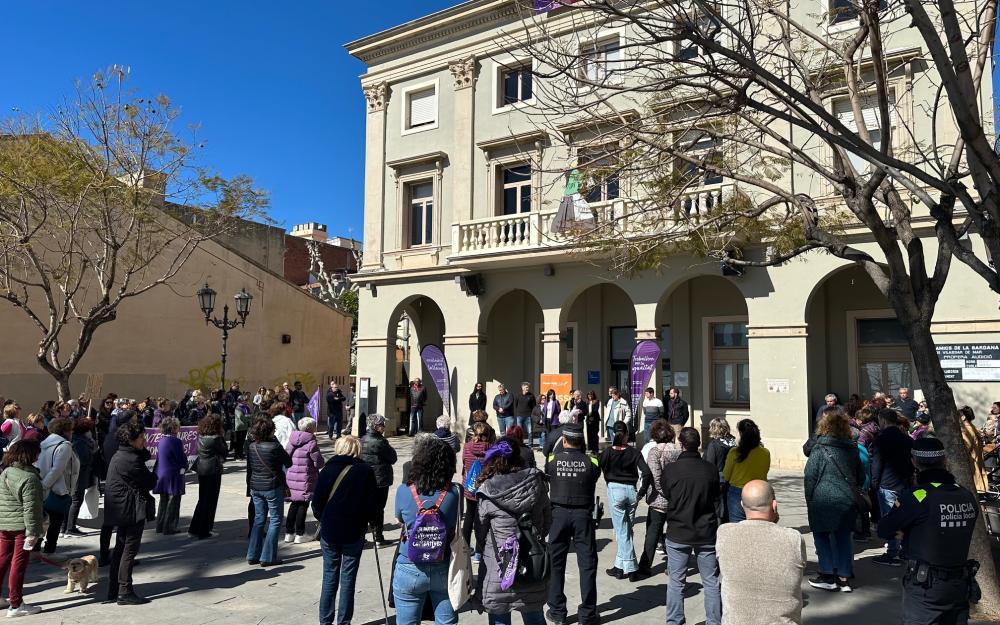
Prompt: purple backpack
<box><xmin>405</xmin><ymin>485</ymin><xmax>449</xmax><ymax>564</ymax></box>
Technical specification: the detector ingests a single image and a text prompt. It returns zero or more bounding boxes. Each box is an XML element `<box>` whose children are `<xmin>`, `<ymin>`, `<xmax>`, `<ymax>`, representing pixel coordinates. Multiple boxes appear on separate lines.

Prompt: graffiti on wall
<box><xmin>178</xmin><ymin>361</ymin><xmax>245</xmax><ymax>392</ymax></box>
<box><xmin>271</xmin><ymin>372</ymin><xmax>317</xmax><ymax>390</ymax></box>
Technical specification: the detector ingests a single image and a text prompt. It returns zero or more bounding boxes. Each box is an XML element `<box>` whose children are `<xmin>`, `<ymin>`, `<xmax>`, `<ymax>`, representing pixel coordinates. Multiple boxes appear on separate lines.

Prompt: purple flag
<box><xmin>630</xmin><ymin>340</ymin><xmax>662</xmax><ymax>411</ymax></box>
<box><xmin>420</xmin><ymin>344</ymin><xmax>452</xmax><ymax>417</ymax></box>
<box><xmin>307</xmin><ymin>388</ymin><xmax>321</xmax><ymax>420</ymax></box>
<box><xmin>534</xmin><ymin>0</ymin><xmax>578</xmax><ymax>11</ymax></box>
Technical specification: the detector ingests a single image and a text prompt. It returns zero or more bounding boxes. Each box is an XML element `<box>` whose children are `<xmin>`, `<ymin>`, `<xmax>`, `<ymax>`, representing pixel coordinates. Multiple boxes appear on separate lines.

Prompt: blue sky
<box><xmin>2</xmin><ymin>1</ymin><xmax>457</xmax><ymax>240</ymax></box>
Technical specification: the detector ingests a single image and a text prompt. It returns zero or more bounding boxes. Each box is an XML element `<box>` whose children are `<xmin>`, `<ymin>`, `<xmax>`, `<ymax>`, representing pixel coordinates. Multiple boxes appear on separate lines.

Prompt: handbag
<box><xmin>252</xmin><ymin>443</ymin><xmax>291</xmax><ymax>498</ymax></box>
<box><xmin>447</xmin><ymin>485</ymin><xmax>473</xmax><ymax>610</ymax></box>
<box><xmin>43</xmin><ymin>492</ymin><xmax>72</xmax><ymax>516</ymax></box>
<box><xmin>78</xmin><ymin>484</ymin><xmax>100</xmax><ymax>520</ymax></box>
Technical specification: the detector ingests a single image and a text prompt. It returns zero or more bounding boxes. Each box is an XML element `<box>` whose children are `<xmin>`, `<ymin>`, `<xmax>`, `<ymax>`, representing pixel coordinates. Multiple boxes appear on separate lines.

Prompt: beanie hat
<box><xmin>367</xmin><ymin>414</ymin><xmax>386</xmax><ymax>429</ymax></box>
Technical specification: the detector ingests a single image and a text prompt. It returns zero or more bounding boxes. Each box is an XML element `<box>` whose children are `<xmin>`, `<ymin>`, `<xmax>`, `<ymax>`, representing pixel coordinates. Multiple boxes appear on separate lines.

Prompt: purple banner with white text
<box><xmin>630</xmin><ymin>340</ymin><xmax>662</xmax><ymax>411</ymax></box>
<box><xmin>145</xmin><ymin>426</ymin><xmax>199</xmax><ymax>460</ymax></box>
<box><xmin>420</xmin><ymin>344</ymin><xmax>452</xmax><ymax>417</ymax></box>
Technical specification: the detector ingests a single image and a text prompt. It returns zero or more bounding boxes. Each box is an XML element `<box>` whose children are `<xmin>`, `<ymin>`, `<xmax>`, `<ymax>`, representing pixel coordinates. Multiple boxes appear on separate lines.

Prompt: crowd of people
<box><xmin>0</xmin><ymin>379</ymin><xmax>994</xmax><ymax>625</ymax></box>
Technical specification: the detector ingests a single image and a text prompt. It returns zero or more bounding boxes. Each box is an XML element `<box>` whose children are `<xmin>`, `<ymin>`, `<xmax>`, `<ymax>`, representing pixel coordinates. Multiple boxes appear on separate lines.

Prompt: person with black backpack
<box><xmin>476</xmin><ymin>436</ymin><xmax>551</xmax><ymax>625</ymax></box>
<box><xmin>392</xmin><ymin>436</ymin><xmax>460</xmax><ymax>625</ymax></box>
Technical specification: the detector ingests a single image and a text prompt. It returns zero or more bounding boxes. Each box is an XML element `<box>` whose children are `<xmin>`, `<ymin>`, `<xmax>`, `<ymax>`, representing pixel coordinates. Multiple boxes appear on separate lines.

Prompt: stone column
<box><xmin>362</xmin><ymin>82</ymin><xmax>389</xmax><ymax>270</ymax></box>
<box><xmin>448</xmin><ymin>57</ymin><xmax>477</xmax><ymax>223</ymax></box>
<box><xmin>443</xmin><ymin>332</ymin><xmax>485</xmax><ymax>430</ymax></box>
<box><xmin>354</xmin><ymin>336</ymin><xmax>394</xmax><ymax>434</ymax></box>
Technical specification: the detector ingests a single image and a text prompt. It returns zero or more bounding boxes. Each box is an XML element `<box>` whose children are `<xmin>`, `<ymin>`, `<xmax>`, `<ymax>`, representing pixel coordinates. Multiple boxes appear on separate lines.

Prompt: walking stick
<box><xmin>371</xmin><ymin>528</ymin><xmax>391</xmax><ymax>625</ymax></box>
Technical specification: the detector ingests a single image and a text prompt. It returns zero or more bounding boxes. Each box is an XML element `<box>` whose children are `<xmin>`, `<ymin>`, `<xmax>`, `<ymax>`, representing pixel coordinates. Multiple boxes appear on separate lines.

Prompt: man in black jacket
<box><xmin>660</xmin><ymin>427</ymin><xmax>721</xmax><ymax>625</ymax></box>
<box><xmin>359</xmin><ymin>415</ymin><xmax>398</xmax><ymax>544</ymax></box>
<box><xmin>871</xmin><ymin>408</ymin><xmax>914</xmax><ymax>566</ymax></box>
<box><xmin>289</xmin><ymin>381</ymin><xmax>309</xmax><ymax>421</ymax></box>
<box><xmin>666</xmin><ymin>387</ymin><xmax>690</xmax><ymax>441</ymax></box>
<box><xmin>513</xmin><ymin>382</ymin><xmax>537</xmax><ymax>447</ymax></box>
<box><xmin>326</xmin><ymin>382</ymin><xmax>346</xmax><ymax>440</ymax></box>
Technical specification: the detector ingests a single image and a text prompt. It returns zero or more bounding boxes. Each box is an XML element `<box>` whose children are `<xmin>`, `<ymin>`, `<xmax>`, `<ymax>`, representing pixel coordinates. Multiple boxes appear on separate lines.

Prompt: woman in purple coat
<box><xmin>284</xmin><ymin>417</ymin><xmax>325</xmax><ymax>543</ymax></box>
<box><xmin>153</xmin><ymin>417</ymin><xmax>189</xmax><ymax>534</ymax></box>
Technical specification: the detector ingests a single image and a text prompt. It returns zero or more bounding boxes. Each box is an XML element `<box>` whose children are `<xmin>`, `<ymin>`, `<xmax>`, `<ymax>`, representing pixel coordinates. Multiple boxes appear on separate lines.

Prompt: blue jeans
<box><xmin>319</xmin><ymin>538</ymin><xmax>362</xmax><ymax>625</ymax></box>
<box><xmin>726</xmin><ymin>487</ymin><xmax>745</xmax><ymax>522</ymax></box>
<box><xmin>516</xmin><ymin>416</ymin><xmax>532</xmax><ymax>447</ymax></box>
<box><xmin>665</xmin><ymin>540</ymin><xmax>721</xmax><ymax>625</ymax></box>
<box><xmin>497</xmin><ymin>415</ymin><xmax>514</xmax><ymax>435</ymax></box>
<box><xmin>247</xmin><ymin>487</ymin><xmax>284</xmax><ymax>564</ymax></box>
<box><xmin>878</xmin><ymin>488</ymin><xmax>900</xmax><ymax>557</ymax></box>
<box><xmin>409</xmin><ymin>407</ymin><xmax>424</xmax><ymax>435</ymax></box>
<box><xmin>393</xmin><ymin>561</ymin><xmax>456</xmax><ymax>625</ymax></box>
<box><xmin>539</xmin><ymin>431</ymin><xmax>547</xmax><ymax>452</ymax></box>
<box><xmin>643</xmin><ymin>420</ymin><xmax>653</xmax><ymax>444</ymax></box>
<box><xmin>813</xmin><ymin>527</ymin><xmax>854</xmax><ymax>578</ymax></box>
<box><xmin>488</xmin><ymin>612</ymin><xmax>546</xmax><ymax>625</ymax></box>
<box><xmin>607</xmin><ymin>483</ymin><xmax>638</xmax><ymax>574</ymax></box>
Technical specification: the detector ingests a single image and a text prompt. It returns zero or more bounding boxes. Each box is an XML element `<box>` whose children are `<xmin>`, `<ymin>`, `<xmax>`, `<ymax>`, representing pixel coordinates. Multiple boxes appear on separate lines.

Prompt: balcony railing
<box><xmin>450</xmin><ymin>184</ymin><xmax>734</xmax><ymax>258</ymax></box>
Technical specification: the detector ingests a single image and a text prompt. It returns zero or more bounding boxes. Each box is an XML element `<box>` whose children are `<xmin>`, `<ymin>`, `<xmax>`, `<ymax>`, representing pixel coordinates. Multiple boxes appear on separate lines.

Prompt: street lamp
<box><xmin>196</xmin><ymin>283</ymin><xmax>253</xmax><ymax>391</ymax></box>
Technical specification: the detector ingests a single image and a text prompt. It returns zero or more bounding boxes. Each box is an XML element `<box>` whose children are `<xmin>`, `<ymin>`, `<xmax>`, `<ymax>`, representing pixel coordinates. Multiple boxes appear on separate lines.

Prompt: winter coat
<box><xmin>871</xmin><ymin>426</ymin><xmax>914</xmax><ymax>493</ymax></box>
<box><xmin>434</xmin><ymin>428</ymin><xmax>461</xmax><ymax>452</ymax></box>
<box><xmin>493</xmin><ymin>393</ymin><xmax>514</xmax><ymax>419</ymax></box>
<box><xmin>0</xmin><ymin>464</ymin><xmax>44</xmax><ymax>536</ymax></box>
<box><xmin>360</xmin><ymin>432</ymin><xmax>398</xmax><ymax>489</ymax></box>
<box><xmin>234</xmin><ymin>404</ymin><xmax>252</xmax><ymax>432</ymax></box>
<box><xmin>538</xmin><ymin>398</ymin><xmax>561</xmax><ymax>429</ymax></box>
<box><xmin>71</xmin><ymin>433</ymin><xmax>97</xmax><ymax>491</ymax></box>
<box><xmin>531</xmin><ymin>406</ymin><xmax>550</xmax><ymax>434</ymax></box>
<box><xmin>247</xmin><ymin>439</ymin><xmax>293</xmax><ymax>492</ymax></box>
<box><xmin>469</xmin><ymin>391</ymin><xmax>487</xmax><ymax>416</ymax></box>
<box><xmin>646</xmin><ymin>442</ymin><xmax>682</xmax><ymax>511</ymax></box>
<box><xmin>856</xmin><ymin>420</ymin><xmax>880</xmax><ymax>451</ymax></box>
<box><xmin>153</xmin><ymin>435</ymin><xmax>189</xmax><ymax>496</ymax></box>
<box><xmin>462</xmin><ymin>441</ymin><xmax>490</xmax><ymax>500</ymax></box>
<box><xmin>313</xmin><ymin>456</ymin><xmax>380</xmax><ymax>545</ymax></box>
<box><xmin>285</xmin><ymin>430</ymin><xmax>326</xmax><ymax>501</ymax></box>
<box><xmin>38</xmin><ymin>433</ymin><xmax>80</xmax><ymax>498</ymax></box>
<box><xmin>803</xmin><ymin>436</ymin><xmax>865</xmax><ymax>533</ymax></box>
<box><xmin>194</xmin><ymin>434</ymin><xmax>228</xmax><ymax>477</ymax></box>
<box><xmin>409</xmin><ymin>385</ymin><xmax>427</xmax><ymax>409</ymax></box>
<box><xmin>476</xmin><ymin>468</ymin><xmax>551</xmax><ymax>614</ymax></box>
<box><xmin>105</xmin><ymin>446</ymin><xmax>156</xmax><ymax>527</ymax></box>
<box><xmin>702</xmin><ymin>436</ymin><xmax>736</xmax><ymax>478</ymax></box>
<box><xmin>273</xmin><ymin>415</ymin><xmax>296</xmax><ymax>449</ymax></box>
<box><xmin>604</xmin><ymin>398</ymin><xmax>632</xmax><ymax>428</ymax></box>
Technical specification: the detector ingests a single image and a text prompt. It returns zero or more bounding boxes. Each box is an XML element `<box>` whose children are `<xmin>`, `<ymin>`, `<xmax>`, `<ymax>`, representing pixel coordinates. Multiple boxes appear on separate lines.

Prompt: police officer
<box><xmin>878</xmin><ymin>437</ymin><xmax>981</xmax><ymax>624</ymax></box>
<box><xmin>545</xmin><ymin>423</ymin><xmax>601</xmax><ymax>625</ymax></box>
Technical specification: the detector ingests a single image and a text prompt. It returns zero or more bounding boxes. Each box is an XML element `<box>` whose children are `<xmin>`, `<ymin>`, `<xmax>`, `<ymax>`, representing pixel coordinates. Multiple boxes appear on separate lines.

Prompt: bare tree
<box><xmin>0</xmin><ymin>67</ymin><xmax>269</xmax><ymax>400</ymax></box>
<box><xmin>512</xmin><ymin>0</ymin><xmax>1000</xmax><ymax>610</ymax></box>
<box><xmin>305</xmin><ymin>239</ymin><xmax>361</xmax><ymax>371</ymax></box>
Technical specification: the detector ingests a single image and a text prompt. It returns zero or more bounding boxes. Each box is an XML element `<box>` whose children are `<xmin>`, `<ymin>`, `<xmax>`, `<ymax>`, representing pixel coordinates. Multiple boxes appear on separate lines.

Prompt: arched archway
<box><xmin>386</xmin><ymin>296</ymin><xmax>446</xmax><ymax>433</ymax></box>
<box><xmin>563</xmin><ymin>283</ymin><xmax>637</xmax><ymax>394</ymax></box>
<box><xmin>655</xmin><ymin>275</ymin><xmax>749</xmax><ymax>429</ymax></box>
<box><xmin>806</xmin><ymin>264</ymin><xmax>912</xmax><ymax>412</ymax></box>
<box><xmin>482</xmin><ymin>289</ymin><xmax>544</xmax><ymax>393</ymax></box>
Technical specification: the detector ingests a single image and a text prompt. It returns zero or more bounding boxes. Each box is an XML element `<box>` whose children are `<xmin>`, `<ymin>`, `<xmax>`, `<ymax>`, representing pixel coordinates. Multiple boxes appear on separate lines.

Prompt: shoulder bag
<box><xmin>446</xmin><ymin>484</ymin><xmax>472</xmax><ymax>610</ymax></box>
<box><xmin>819</xmin><ymin>446</ymin><xmax>870</xmax><ymax>510</ymax></box>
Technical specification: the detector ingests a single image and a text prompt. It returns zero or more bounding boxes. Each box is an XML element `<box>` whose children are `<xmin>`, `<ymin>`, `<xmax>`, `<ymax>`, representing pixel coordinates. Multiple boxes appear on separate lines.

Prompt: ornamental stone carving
<box><xmin>363</xmin><ymin>82</ymin><xmax>388</xmax><ymax>113</ymax></box>
<box><xmin>448</xmin><ymin>57</ymin><xmax>477</xmax><ymax>90</ymax></box>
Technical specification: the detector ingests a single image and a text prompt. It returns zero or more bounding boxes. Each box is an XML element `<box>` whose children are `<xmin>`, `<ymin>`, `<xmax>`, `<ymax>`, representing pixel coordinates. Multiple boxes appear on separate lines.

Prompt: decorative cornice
<box><xmin>386</xmin><ymin>151</ymin><xmax>449</xmax><ymax>171</ymax></box>
<box><xmin>448</xmin><ymin>56</ymin><xmax>477</xmax><ymax>90</ymax></box>
<box><xmin>476</xmin><ymin>130</ymin><xmax>549</xmax><ymax>152</ymax></box>
<box><xmin>363</xmin><ymin>82</ymin><xmax>388</xmax><ymax>114</ymax></box>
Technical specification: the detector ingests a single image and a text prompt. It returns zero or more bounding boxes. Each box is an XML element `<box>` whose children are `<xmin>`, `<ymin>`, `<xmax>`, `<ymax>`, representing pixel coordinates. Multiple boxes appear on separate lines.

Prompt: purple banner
<box><xmin>420</xmin><ymin>344</ymin><xmax>452</xmax><ymax>417</ymax></box>
<box><xmin>145</xmin><ymin>426</ymin><xmax>198</xmax><ymax>460</ymax></box>
<box><xmin>630</xmin><ymin>340</ymin><xmax>662</xmax><ymax>411</ymax></box>
<box><xmin>307</xmin><ymin>388</ymin><xmax>321</xmax><ymax>420</ymax></box>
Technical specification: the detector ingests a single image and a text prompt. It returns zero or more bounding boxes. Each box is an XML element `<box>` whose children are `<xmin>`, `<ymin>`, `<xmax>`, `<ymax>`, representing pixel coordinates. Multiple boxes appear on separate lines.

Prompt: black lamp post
<box><xmin>197</xmin><ymin>283</ymin><xmax>253</xmax><ymax>391</ymax></box>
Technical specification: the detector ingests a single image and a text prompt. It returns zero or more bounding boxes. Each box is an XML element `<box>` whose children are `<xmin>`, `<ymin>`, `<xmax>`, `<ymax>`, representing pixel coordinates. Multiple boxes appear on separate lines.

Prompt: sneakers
<box><xmin>116</xmin><ymin>593</ymin><xmax>150</xmax><ymax>606</ymax></box>
<box><xmin>471</xmin><ymin>552</ymin><xmax>482</xmax><ymax>564</ymax></box>
<box><xmin>545</xmin><ymin>608</ymin><xmax>566</xmax><ymax>625</ymax></box>
<box><xmin>283</xmin><ymin>534</ymin><xmax>294</xmax><ymax>544</ymax></box>
<box><xmin>7</xmin><ymin>604</ymin><xmax>42</xmax><ymax>617</ymax></box>
<box><xmin>605</xmin><ymin>567</ymin><xmax>625</xmax><ymax>579</ymax></box>
<box><xmin>872</xmin><ymin>554</ymin><xmax>903</xmax><ymax>567</ymax></box>
<box><xmin>838</xmin><ymin>578</ymin><xmax>853</xmax><ymax>593</ymax></box>
<box><xmin>808</xmin><ymin>574</ymin><xmax>839</xmax><ymax>591</ymax></box>
<box><xmin>655</xmin><ymin>545</ymin><xmax>665</xmax><ymax>556</ymax></box>
<box><xmin>293</xmin><ymin>535</ymin><xmax>306</xmax><ymax>544</ymax></box>
<box><xmin>0</xmin><ymin>600</ymin><xmax>7</xmax><ymax>610</ymax></box>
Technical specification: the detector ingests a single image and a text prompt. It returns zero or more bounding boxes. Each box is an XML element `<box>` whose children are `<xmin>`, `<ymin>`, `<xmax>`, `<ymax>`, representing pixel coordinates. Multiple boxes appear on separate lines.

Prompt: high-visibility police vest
<box><xmin>905</xmin><ymin>482</ymin><xmax>978</xmax><ymax>568</ymax></box>
<box><xmin>547</xmin><ymin>448</ymin><xmax>599</xmax><ymax>507</ymax></box>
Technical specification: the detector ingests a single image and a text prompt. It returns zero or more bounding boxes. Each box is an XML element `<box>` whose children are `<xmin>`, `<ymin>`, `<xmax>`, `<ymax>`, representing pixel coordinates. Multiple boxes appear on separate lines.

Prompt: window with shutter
<box><xmin>407</xmin><ymin>87</ymin><xmax>437</xmax><ymax>129</ymax></box>
<box><xmin>832</xmin><ymin>92</ymin><xmax>896</xmax><ymax>171</ymax></box>
<box><xmin>580</xmin><ymin>39</ymin><xmax>621</xmax><ymax>84</ymax></box>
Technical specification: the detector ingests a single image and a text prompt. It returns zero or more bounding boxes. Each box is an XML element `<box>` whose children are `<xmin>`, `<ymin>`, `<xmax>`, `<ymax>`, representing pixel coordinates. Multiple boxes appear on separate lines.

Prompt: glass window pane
<box><xmin>611</xmin><ymin>327</ymin><xmax>637</xmax><ymax>360</ymax></box>
<box><xmin>502</xmin><ymin>188</ymin><xmax>518</xmax><ymax>215</ymax></box>
<box><xmin>585</xmin><ymin>186</ymin><xmax>602</xmax><ymax>203</ymax></box>
<box><xmin>858</xmin><ymin>318</ymin><xmax>907</xmax><ymax>345</ymax></box>
<box><xmin>424</xmin><ymin>200</ymin><xmax>433</xmax><ymax>244</ymax></box>
<box><xmin>411</xmin><ymin>203</ymin><xmax>423</xmax><ymax>245</ymax></box>
<box><xmin>714</xmin><ymin>364</ymin><xmax>735</xmax><ymax>402</ymax></box>
<box><xmin>522</xmin><ymin>70</ymin><xmax>533</xmax><ymax>100</ymax></box>
<box><xmin>738</xmin><ymin>363</ymin><xmax>751</xmax><ymax>402</ymax></box>
<box><xmin>607</xmin><ymin>172</ymin><xmax>620</xmax><ymax>199</ymax></box>
<box><xmin>504</xmin><ymin>165</ymin><xmax>530</xmax><ymax>182</ymax></box>
<box><xmin>885</xmin><ymin>362</ymin><xmax>912</xmax><ymax>397</ymax></box>
<box><xmin>503</xmin><ymin>71</ymin><xmax>519</xmax><ymax>104</ymax></box>
<box><xmin>713</xmin><ymin>323</ymin><xmax>748</xmax><ymax>347</ymax></box>
<box><xmin>411</xmin><ymin>183</ymin><xmax>433</xmax><ymax>199</ymax></box>
<box><xmin>519</xmin><ymin>186</ymin><xmax>532</xmax><ymax>213</ymax></box>
<box><xmin>861</xmin><ymin>362</ymin><xmax>885</xmax><ymax>397</ymax></box>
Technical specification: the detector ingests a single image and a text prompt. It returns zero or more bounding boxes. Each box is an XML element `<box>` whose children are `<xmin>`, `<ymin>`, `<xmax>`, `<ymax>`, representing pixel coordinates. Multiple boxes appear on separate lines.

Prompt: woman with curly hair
<box><xmin>393</xmin><ymin>436</ymin><xmax>459</xmax><ymax>625</ymax></box>
<box><xmin>476</xmin><ymin>436</ymin><xmax>550</xmax><ymax>624</ymax></box>
<box><xmin>188</xmin><ymin>415</ymin><xmax>228</xmax><ymax>539</ymax></box>
<box><xmin>804</xmin><ymin>410</ymin><xmax>865</xmax><ymax>592</ymax></box>
<box><xmin>722</xmin><ymin>419</ymin><xmax>770</xmax><ymax>523</ymax></box>
<box><xmin>246</xmin><ymin>417</ymin><xmax>292</xmax><ymax>566</ymax></box>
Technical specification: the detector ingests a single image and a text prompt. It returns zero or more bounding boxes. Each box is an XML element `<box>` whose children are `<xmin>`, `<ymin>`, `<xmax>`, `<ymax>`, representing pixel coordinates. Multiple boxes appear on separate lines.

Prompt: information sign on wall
<box><xmin>936</xmin><ymin>344</ymin><xmax>1000</xmax><ymax>382</ymax></box>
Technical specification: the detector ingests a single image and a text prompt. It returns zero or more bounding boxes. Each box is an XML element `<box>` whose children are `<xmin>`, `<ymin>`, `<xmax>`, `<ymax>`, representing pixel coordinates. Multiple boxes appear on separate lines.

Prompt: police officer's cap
<box><xmin>562</xmin><ymin>423</ymin><xmax>585</xmax><ymax>441</ymax></box>
<box><xmin>911</xmin><ymin>437</ymin><xmax>946</xmax><ymax>459</ymax></box>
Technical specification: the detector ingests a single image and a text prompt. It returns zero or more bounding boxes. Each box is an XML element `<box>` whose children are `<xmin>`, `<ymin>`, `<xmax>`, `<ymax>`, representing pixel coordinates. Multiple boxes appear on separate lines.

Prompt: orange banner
<box><xmin>539</xmin><ymin>373</ymin><xmax>573</xmax><ymax>406</ymax></box>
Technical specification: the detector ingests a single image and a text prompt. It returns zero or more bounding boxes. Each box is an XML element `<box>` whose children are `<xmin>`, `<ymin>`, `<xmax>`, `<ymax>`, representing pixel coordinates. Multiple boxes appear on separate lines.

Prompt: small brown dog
<box><xmin>64</xmin><ymin>555</ymin><xmax>98</xmax><ymax>593</ymax></box>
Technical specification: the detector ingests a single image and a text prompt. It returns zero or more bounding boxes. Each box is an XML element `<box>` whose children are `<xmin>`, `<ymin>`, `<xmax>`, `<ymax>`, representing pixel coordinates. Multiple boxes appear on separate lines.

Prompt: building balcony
<box><xmin>449</xmin><ymin>183</ymin><xmax>735</xmax><ymax>260</ymax></box>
